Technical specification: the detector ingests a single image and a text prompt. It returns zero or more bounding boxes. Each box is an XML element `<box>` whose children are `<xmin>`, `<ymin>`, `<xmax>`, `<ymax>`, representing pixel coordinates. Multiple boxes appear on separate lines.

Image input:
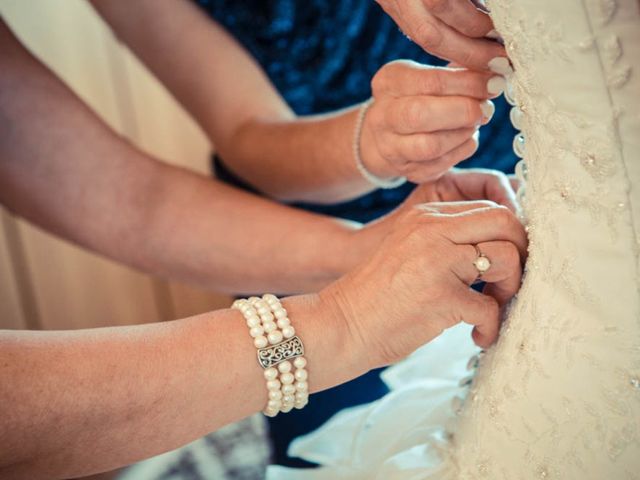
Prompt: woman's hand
<box><xmin>322</xmin><ymin>202</ymin><xmax>527</xmax><ymax>369</ymax></box>
<box><xmin>375</xmin><ymin>0</ymin><xmax>507</xmax><ymax>71</ymax></box>
<box><xmin>360</xmin><ymin>61</ymin><xmax>505</xmax><ymax>184</ymax></box>
<box><xmin>351</xmin><ymin>167</ymin><xmax>519</xmax><ymax>267</ymax></box>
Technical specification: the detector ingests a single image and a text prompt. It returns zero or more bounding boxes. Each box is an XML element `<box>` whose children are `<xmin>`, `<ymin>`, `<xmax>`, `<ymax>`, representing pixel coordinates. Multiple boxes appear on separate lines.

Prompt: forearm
<box><xmin>0</xmin><ymin>293</ymin><xmax>362</xmax><ymax>479</ymax></box>
<box><xmin>0</xmin><ymin>19</ymin><xmax>369</xmax><ymax>294</ymax></box>
<box><xmin>138</xmin><ymin>162</ymin><xmax>364</xmax><ymax>293</ymax></box>
<box><xmin>91</xmin><ymin>0</ymin><xmax>375</xmax><ymax>204</ymax></box>
<box><xmin>221</xmin><ymin>107</ymin><xmax>376</xmax><ymax>203</ymax></box>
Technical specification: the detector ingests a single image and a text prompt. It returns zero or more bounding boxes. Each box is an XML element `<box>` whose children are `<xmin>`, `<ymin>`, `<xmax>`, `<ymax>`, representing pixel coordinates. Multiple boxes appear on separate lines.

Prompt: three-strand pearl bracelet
<box><xmin>232</xmin><ymin>294</ymin><xmax>309</xmax><ymax>417</ymax></box>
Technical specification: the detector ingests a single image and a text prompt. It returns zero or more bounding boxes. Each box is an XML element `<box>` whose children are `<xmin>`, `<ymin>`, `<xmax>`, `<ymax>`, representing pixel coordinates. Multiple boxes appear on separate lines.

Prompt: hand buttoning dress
<box><xmin>268</xmin><ymin>0</ymin><xmax>640</xmax><ymax>478</ymax></box>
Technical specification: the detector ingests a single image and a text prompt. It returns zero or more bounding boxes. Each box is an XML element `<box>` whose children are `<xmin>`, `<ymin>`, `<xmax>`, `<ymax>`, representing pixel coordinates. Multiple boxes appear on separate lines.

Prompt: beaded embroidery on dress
<box><xmin>267</xmin><ymin>0</ymin><xmax>640</xmax><ymax>478</ymax></box>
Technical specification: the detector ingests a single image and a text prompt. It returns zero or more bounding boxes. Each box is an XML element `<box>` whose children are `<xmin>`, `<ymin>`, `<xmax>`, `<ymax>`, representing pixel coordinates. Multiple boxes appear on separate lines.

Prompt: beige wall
<box><xmin>0</xmin><ymin>0</ymin><xmax>231</xmax><ymax>331</ymax></box>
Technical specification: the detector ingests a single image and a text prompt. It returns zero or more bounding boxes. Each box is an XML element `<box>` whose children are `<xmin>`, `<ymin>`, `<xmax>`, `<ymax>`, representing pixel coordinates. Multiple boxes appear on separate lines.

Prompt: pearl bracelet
<box><xmin>353</xmin><ymin>98</ymin><xmax>407</xmax><ymax>189</ymax></box>
<box><xmin>232</xmin><ymin>294</ymin><xmax>309</xmax><ymax>417</ymax></box>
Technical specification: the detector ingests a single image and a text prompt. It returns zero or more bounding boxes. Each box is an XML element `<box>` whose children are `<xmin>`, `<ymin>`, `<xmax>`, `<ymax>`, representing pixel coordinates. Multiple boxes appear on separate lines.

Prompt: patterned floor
<box><xmin>117</xmin><ymin>416</ymin><xmax>271</xmax><ymax>480</ymax></box>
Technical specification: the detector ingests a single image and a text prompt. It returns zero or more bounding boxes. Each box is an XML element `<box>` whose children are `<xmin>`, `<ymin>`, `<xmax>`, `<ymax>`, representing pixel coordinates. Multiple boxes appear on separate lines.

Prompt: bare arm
<box><xmin>0</xmin><ymin>202</ymin><xmax>528</xmax><ymax>480</ymax></box>
<box><xmin>89</xmin><ymin>0</ymin><xmax>372</xmax><ymax>203</ymax></box>
<box><xmin>0</xmin><ymin>13</ymin><xmax>529</xmax><ymax>480</ymax></box>
<box><xmin>0</xmin><ymin>18</ymin><xmax>378</xmax><ymax>294</ymax></box>
<box><xmin>0</xmin><ymin>295</ymin><xmax>360</xmax><ymax>479</ymax></box>
<box><xmin>90</xmin><ymin>0</ymin><xmax>495</xmax><ymax>203</ymax></box>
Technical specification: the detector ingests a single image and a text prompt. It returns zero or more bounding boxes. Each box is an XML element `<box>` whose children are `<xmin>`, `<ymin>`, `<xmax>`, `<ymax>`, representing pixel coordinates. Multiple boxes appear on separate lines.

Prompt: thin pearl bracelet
<box><xmin>353</xmin><ymin>98</ymin><xmax>407</xmax><ymax>189</ymax></box>
<box><xmin>232</xmin><ymin>294</ymin><xmax>309</xmax><ymax>417</ymax></box>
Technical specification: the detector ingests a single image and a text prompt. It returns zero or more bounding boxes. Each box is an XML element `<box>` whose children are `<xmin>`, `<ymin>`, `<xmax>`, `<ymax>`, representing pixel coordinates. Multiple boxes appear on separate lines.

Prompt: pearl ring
<box><xmin>473</xmin><ymin>245</ymin><xmax>492</xmax><ymax>280</ymax></box>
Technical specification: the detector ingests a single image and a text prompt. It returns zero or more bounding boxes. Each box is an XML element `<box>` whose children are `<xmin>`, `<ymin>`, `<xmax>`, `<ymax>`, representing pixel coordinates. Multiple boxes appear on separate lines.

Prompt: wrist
<box><xmin>359</xmin><ymin>108</ymin><xmax>396</xmax><ymax>180</ymax></box>
<box><xmin>281</xmin><ymin>291</ymin><xmax>369</xmax><ymax>393</ymax></box>
<box><xmin>319</xmin><ymin>279</ymin><xmax>378</xmax><ymax>372</ymax></box>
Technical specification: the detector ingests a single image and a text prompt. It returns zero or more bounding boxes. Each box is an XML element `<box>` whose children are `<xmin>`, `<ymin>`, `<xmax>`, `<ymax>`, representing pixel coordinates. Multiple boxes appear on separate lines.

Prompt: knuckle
<box><xmin>423</xmin><ymin>0</ymin><xmax>449</xmax><ymax>14</ymax></box>
<box><xmin>421</xmin><ymin>135</ymin><xmax>442</xmax><ymax>159</ymax></box>
<box><xmin>413</xmin><ymin>19</ymin><xmax>444</xmax><ymax>49</ymax></box>
<box><xmin>491</xmin><ymin>206</ymin><xmax>514</xmax><ymax>227</ymax></box>
<box><xmin>458</xmin><ymin>18</ymin><xmax>491</xmax><ymax>38</ymax></box>
<box><xmin>423</xmin><ymin>70</ymin><xmax>445</xmax><ymax>95</ymax></box>
<box><xmin>481</xmin><ymin>295</ymin><xmax>500</xmax><ymax>320</ymax></box>
<box><xmin>367</xmin><ymin>104</ymin><xmax>386</xmax><ymax>131</ymax></box>
<box><xmin>370</xmin><ymin>73</ymin><xmax>387</xmax><ymax>98</ymax></box>
<box><xmin>502</xmin><ymin>243</ymin><xmax>521</xmax><ymax>268</ymax></box>
<box><xmin>459</xmin><ymin>45</ymin><xmax>481</xmax><ymax>68</ymax></box>
<box><xmin>398</xmin><ymin>161</ymin><xmax>416</xmax><ymax>176</ymax></box>
<box><xmin>372</xmin><ymin>63</ymin><xmax>400</xmax><ymax>96</ymax></box>
<box><xmin>405</xmin><ymin>164</ymin><xmax>431</xmax><ymax>183</ymax></box>
<box><xmin>378</xmin><ymin>139</ymin><xmax>397</xmax><ymax>162</ymax></box>
<box><xmin>401</xmin><ymin>100</ymin><xmax>422</xmax><ymax>132</ymax></box>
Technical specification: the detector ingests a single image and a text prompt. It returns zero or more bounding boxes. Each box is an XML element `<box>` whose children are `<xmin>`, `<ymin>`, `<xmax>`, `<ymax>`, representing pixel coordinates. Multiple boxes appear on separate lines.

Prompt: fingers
<box><xmin>390</xmin><ymin>127</ymin><xmax>476</xmax><ymax>164</ymax></box>
<box><xmin>454</xmin><ymin>241</ymin><xmax>523</xmax><ymax>305</ymax></box>
<box><xmin>458</xmin><ymin>239</ymin><xmax>523</xmax><ymax>348</ymax></box>
<box><xmin>376</xmin><ymin>0</ymin><xmax>506</xmax><ymax>69</ymax></box>
<box><xmin>480</xmin><ymin>171</ymin><xmax>518</xmax><ymax>213</ymax></box>
<box><xmin>379</xmin><ymin>95</ymin><xmax>491</xmax><ymax>134</ymax></box>
<box><xmin>433</xmin><ymin>26</ymin><xmax>507</xmax><ymax>71</ymax></box>
<box><xmin>403</xmin><ymin>136</ymin><xmax>480</xmax><ymax>183</ymax></box>
<box><xmin>431</xmin><ymin>205</ymin><xmax>528</xmax><ymax>260</ymax></box>
<box><xmin>456</xmin><ymin>287</ymin><xmax>500</xmax><ymax>348</ymax></box>
<box><xmin>409</xmin><ymin>11</ymin><xmax>506</xmax><ymax>70</ymax></box>
<box><xmin>422</xmin><ymin>0</ymin><xmax>494</xmax><ymax>38</ymax></box>
<box><xmin>372</xmin><ymin>61</ymin><xmax>500</xmax><ymax>99</ymax></box>
<box><xmin>448</xmin><ymin>168</ymin><xmax>519</xmax><ymax>212</ymax></box>
<box><xmin>365</xmin><ymin>60</ymin><xmax>505</xmax><ymax>180</ymax></box>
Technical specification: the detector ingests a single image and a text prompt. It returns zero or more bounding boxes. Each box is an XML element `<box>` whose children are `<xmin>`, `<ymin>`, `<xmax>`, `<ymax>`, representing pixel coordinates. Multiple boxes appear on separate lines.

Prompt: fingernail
<box><xmin>480</xmin><ymin>100</ymin><xmax>495</xmax><ymax>122</ymax></box>
<box><xmin>486</xmin><ymin>29</ymin><xmax>504</xmax><ymax>42</ymax></box>
<box><xmin>487</xmin><ymin>76</ymin><xmax>506</xmax><ymax>95</ymax></box>
<box><xmin>472</xmin><ymin>0</ymin><xmax>489</xmax><ymax>12</ymax></box>
<box><xmin>488</xmin><ymin>57</ymin><xmax>513</xmax><ymax>75</ymax></box>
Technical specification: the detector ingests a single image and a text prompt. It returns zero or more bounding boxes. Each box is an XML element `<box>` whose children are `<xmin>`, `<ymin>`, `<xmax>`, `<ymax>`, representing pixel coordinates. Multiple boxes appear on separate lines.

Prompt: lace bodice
<box><xmin>452</xmin><ymin>1</ymin><xmax>640</xmax><ymax>478</ymax></box>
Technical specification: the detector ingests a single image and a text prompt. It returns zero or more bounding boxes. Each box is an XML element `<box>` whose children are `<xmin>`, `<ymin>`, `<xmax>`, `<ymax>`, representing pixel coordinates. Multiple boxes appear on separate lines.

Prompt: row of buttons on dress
<box><xmin>449</xmin><ymin>65</ymin><xmax>528</xmax><ymax>419</ymax></box>
<box><xmin>506</xmin><ymin>74</ymin><xmax>529</xmax><ymax>222</ymax></box>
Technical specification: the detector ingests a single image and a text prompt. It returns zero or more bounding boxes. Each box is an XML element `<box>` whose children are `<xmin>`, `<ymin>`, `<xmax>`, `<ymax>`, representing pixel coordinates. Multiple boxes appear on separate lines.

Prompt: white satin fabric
<box><xmin>268</xmin><ymin>0</ymin><xmax>640</xmax><ymax>478</ymax></box>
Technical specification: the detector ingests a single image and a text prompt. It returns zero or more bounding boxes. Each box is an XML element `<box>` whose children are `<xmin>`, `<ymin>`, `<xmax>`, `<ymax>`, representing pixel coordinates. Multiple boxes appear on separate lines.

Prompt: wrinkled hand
<box><xmin>352</xmin><ymin>168</ymin><xmax>519</xmax><ymax>272</ymax></box>
<box><xmin>360</xmin><ymin>61</ymin><xmax>504</xmax><ymax>184</ymax></box>
<box><xmin>322</xmin><ymin>202</ymin><xmax>527</xmax><ymax>369</ymax></box>
<box><xmin>376</xmin><ymin>0</ymin><xmax>509</xmax><ymax>71</ymax></box>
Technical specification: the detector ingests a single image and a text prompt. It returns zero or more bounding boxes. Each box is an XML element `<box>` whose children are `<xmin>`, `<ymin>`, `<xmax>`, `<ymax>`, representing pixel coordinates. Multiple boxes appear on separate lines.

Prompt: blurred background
<box><xmin>0</xmin><ymin>0</ymin><xmax>231</xmax><ymax>338</ymax></box>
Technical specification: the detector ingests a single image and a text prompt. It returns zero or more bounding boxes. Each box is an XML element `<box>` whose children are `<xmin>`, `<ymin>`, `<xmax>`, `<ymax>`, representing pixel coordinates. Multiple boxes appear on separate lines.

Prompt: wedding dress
<box><xmin>267</xmin><ymin>0</ymin><xmax>640</xmax><ymax>478</ymax></box>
